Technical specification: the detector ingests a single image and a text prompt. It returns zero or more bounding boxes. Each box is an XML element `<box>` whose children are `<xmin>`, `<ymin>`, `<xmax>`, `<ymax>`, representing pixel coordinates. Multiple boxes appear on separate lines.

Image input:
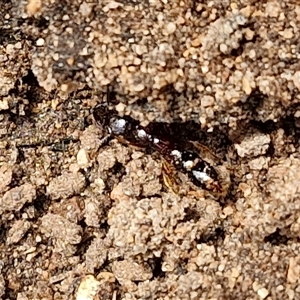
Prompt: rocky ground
<box><xmin>1</xmin><ymin>0</ymin><xmax>300</xmax><ymax>299</ymax></box>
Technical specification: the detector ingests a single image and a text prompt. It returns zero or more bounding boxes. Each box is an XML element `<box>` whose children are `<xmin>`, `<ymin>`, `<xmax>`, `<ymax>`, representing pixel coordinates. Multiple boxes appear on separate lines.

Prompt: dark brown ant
<box><xmin>93</xmin><ymin>103</ymin><xmax>230</xmax><ymax>200</ymax></box>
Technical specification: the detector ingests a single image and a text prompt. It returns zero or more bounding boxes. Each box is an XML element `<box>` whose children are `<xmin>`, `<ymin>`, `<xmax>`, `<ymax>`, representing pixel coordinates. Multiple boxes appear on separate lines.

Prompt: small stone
<box><xmin>222</xmin><ymin>206</ymin><xmax>234</xmax><ymax>217</ymax></box>
<box><xmin>218</xmin><ymin>263</ymin><xmax>225</xmax><ymax>272</ymax></box>
<box><xmin>60</xmin><ymin>83</ymin><xmax>69</xmax><ymax>92</ymax></box>
<box><xmin>135</xmin><ymin>45</ymin><xmax>148</xmax><ymax>55</ymax></box>
<box><xmin>239</xmin><ymin>182</ymin><xmax>252</xmax><ymax>197</ymax></box>
<box><xmin>93</xmin><ymin>178</ymin><xmax>105</xmax><ymax>195</ymax></box>
<box><xmin>242</xmin><ymin>76</ymin><xmax>252</xmax><ymax>95</ymax></box>
<box><xmin>240</xmin><ymin>5</ymin><xmax>252</xmax><ymax>18</ymax></box>
<box><xmin>231</xmin><ymin>267</ymin><xmax>240</xmax><ymax>278</ymax></box>
<box><xmin>292</xmin><ymin>71</ymin><xmax>300</xmax><ymax>90</ymax></box>
<box><xmin>133</xmin><ymin>83</ymin><xmax>145</xmax><ymax>92</ymax></box>
<box><xmin>76</xmin><ymin>275</ymin><xmax>100</xmax><ymax>300</ymax></box>
<box><xmin>94</xmin><ymin>53</ymin><xmax>107</xmax><ymax>68</ymax></box>
<box><xmin>0</xmin><ymin>99</ymin><xmax>9</xmax><ymax>110</ymax></box>
<box><xmin>295</xmin><ymin>110</ymin><xmax>300</xmax><ymax>118</ymax></box>
<box><xmin>257</xmin><ymin>287</ymin><xmax>269</xmax><ymax>299</ymax></box>
<box><xmin>201</xmin><ymin>95</ymin><xmax>214</xmax><ymax>107</ymax></box>
<box><xmin>279</xmin><ymin>29</ymin><xmax>294</xmax><ymax>39</ymax></box>
<box><xmin>115</xmin><ymin>102</ymin><xmax>126</xmax><ymax>113</ymax></box>
<box><xmin>153</xmin><ymin>74</ymin><xmax>168</xmax><ymax>89</ymax></box>
<box><xmin>191</xmin><ymin>37</ymin><xmax>201</xmax><ymax>47</ymax></box>
<box><xmin>287</xmin><ymin>257</ymin><xmax>300</xmax><ymax>283</ymax></box>
<box><xmin>133</xmin><ymin>57</ymin><xmax>142</xmax><ymax>65</ymax></box>
<box><xmin>110</xmin><ymin>183</ymin><xmax>130</xmax><ymax>201</ymax></box>
<box><xmin>102</xmin><ymin>1</ymin><xmax>123</xmax><ymax>12</ymax></box>
<box><xmin>220</xmin><ymin>43</ymin><xmax>228</xmax><ymax>54</ymax></box>
<box><xmin>79</xmin><ymin>2</ymin><xmax>93</xmax><ymax>17</ymax></box>
<box><xmin>244</xmin><ymin>28</ymin><xmax>254</xmax><ymax>40</ymax></box>
<box><xmin>252</xmin><ymin>281</ymin><xmax>260</xmax><ymax>292</ymax></box>
<box><xmin>249</xmin><ymin>49</ymin><xmax>256</xmax><ymax>59</ymax></box>
<box><xmin>26</xmin><ymin>0</ymin><xmax>42</xmax><ymax>15</ymax></box>
<box><xmin>201</xmin><ymin>66</ymin><xmax>209</xmax><ymax>74</ymax></box>
<box><xmin>35</xmin><ymin>235</ymin><xmax>42</xmax><ymax>243</ymax></box>
<box><xmin>100</xmin><ymin>78</ymin><xmax>111</xmax><ymax>85</ymax></box>
<box><xmin>36</xmin><ymin>38</ymin><xmax>45</xmax><ymax>46</ymax></box>
<box><xmin>165</xmin><ymin>22</ymin><xmax>176</xmax><ymax>35</ymax></box>
<box><xmin>265</xmin><ymin>1</ymin><xmax>281</xmax><ymax>18</ymax></box>
<box><xmin>77</xmin><ymin>148</ymin><xmax>89</xmax><ymax>167</ymax></box>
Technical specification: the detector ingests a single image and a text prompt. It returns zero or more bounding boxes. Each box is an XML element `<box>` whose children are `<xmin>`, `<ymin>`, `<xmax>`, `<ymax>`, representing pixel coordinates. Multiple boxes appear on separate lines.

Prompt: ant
<box><xmin>93</xmin><ymin>97</ymin><xmax>230</xmax><ymax>200</ymax></box>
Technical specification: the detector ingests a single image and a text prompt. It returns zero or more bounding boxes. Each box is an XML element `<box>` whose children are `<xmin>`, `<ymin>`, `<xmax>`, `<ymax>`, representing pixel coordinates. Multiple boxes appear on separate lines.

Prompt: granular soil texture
<box><xmin>1</xmin><ymin>1</ymin><xmax>300</xmax><ymax>299</ymax></box>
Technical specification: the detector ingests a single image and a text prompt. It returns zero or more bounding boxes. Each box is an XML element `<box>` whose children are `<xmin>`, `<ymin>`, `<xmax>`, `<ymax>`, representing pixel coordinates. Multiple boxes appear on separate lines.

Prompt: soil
<box><xmin>1</xmin><ymin>1</ymin><xmax>300</xmax><ymax>299</ymax></box>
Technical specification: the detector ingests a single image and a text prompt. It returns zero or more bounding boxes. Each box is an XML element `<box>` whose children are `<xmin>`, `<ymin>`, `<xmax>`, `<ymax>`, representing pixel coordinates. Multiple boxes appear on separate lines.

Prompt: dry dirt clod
<box><xmin>112</xmin><ymin>260</ymin><xmax>152</xmax><ymax>290</ymax></box>
<box><xmin>0</xmin><ymin>184</ymin><xmax>36</xmax><ymax>213</ymax></box>
<box><xmin>234</xmin><ymin>133</ymin><xmax>271</xmax><ymax>158</ymax></box>
<box><xmin>47</xmin><ymin>172</ymin><xmax>86</xmax><ymax>200</ymax></box>
<box><xmin>40</xmin><ymin>213</ymin><xmax>82</xmax><ymax>256</ymax></box>
<box><xmin>7</xmin><ymin>219</ymin><xmax>31</xmax><ymax>245</ymax></box>
<box><xmin>0</xmin><ymin>163</ymin><xmax>13</xmax><ymax>193</ymax></box>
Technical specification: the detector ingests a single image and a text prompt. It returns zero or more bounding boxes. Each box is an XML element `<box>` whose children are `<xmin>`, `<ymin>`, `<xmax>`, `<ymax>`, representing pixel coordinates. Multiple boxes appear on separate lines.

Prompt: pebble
<box><xmin>133</xmin><ymin>83</ymin><xmax>145</xmax><ymax>92</ymax></box>
<box><xmin>36</xmin><ymin>38</ymin><xmax>45</xmax><ymax>46</ymax></box>
<box><xmin>77</xmin><ymin>148</ymin><xmax>90</xmax><ymax>167</ymax></box>
<box><xmin>26</xmin><ymin>0</ymin><xmax>42</xmax><ymax>15</ymax></box>
<box><xmin>257</xmin><ymin>287</ymin><xmax>269</xmax><ymax>299</ymax></box>
<box><xmin>242</xmin><ymin>76</ymin><xmax>252</xmax><ymax>95</ymax></box>
<box><xmin>76</xmin><ymin>275</ymin><xmax>100</xmax><ymax>300</ymax></box>
<box><xmin>165</xmin><ymin>22</ymin><xmax>176</xmax><ymax>35</ymax></box>
<box><xmin>220</xmin><ymin>44</ymin><xmax>228</xmax><ymax>54</ymax></box>
<box><xmin>201</xmin><ymin>95</ymin><xmax>214</xmax><ymax>107</ymax></box>
<box><xmin>102</xmin><ymin>1</ymin><xmax>123</xmax><ymax>12</ymax></box>
<box><xmin>0</xmin><ymin>99</ymin><xmax>9</xmax><ymax>110</ymax></box>
<box><xmin>287</xmin><ymin>257</ymin><xmax>300</xmax><ymax>284</ymax></box>
<box><xmin>191</xmin><ymin>37</ymin><xmax>201</xmax><ymax>47</ymax></box>
<box><xmin>265</xmin><ymin>1</ymin><xmax>281</xmax><ymax>18</ymax></box>
<box><xmin>292</xmin><ymin>71</ymin><xmax>300</xmax><ymax>90</ymax></box>
<box><xmin>279</xmin><ymin>29</ymin><xmax>294</xmax><ymax>39</ymax></box>
<box><xmin>244</xmin><ymin>28</ymin><xmax>255</xmax><ymax>40</ymax></box>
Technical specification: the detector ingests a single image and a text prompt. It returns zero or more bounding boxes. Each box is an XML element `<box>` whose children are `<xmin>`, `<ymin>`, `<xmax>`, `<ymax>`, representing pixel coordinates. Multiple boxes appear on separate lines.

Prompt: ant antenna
<box><xmin>105</xmin><ymin>85</ymin><xmax>110</xmax><ymax>105</ymax></box>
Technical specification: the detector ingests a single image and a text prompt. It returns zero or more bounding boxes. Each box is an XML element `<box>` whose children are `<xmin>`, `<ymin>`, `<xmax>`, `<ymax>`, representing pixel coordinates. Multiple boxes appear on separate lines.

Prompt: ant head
<box><xmin>93</xmin><ymin>103</ymin><xmax>113</xmax><ymax>129</ymax></box>
<box><xmin>93</xmin><ymin>87</ymin><xmax>119</xmax><ymax>129</ymax></box>
<box><xmin>93</xmin><ymin>87</ymin><xmax>134</xmax><ymax>136</ymax></box>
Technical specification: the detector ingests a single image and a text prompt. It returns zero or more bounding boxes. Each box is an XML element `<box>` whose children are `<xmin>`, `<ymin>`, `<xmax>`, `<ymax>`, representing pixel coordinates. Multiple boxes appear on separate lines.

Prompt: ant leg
<box><xmin>98</xmin><ymin>134</ymin><xmax>112</xmax><ymax>147</ymax></box>
<box><xmin>189</xmin><ymin>141</ymin><xmax>221</xmax><ymax>162</ymax></box>
<box><xmin>161</xmin><ymin>158</ymin><xmax>181</xmax><ymax>194</ymax></box>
